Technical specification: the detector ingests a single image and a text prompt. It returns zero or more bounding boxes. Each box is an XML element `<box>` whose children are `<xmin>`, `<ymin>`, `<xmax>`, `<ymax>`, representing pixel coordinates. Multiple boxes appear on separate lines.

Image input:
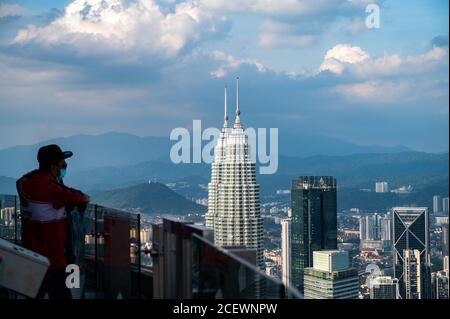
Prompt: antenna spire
<box><xmin>234</xmin><ymin>76</ymin><xmax>241</xmax><ymax>127</ymax></box>
<box><xmin>224</xmin><ymin>86</ymin><xmax>228</xmax><ymax>128</ymax></box>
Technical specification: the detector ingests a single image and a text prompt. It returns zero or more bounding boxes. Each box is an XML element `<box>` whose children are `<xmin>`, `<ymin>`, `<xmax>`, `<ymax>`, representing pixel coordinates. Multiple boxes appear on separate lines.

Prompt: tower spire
<box><xmin>224</xmin><ymin>86</ymin><xmax>228</xmax><ymax>128</ymax></box>
<box><xmin>235</xmin><ymin>76</ymin><xmax>241</xmax><ymax>127</ymax></box>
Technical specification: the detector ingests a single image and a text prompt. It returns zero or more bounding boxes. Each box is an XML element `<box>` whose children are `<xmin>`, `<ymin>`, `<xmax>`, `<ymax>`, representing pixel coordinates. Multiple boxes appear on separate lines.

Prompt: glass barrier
<box><xmin>0</xmin><ymin>194</ymin><xmax>20</xmax><ymax>243</ymax></box>
<box><xmin>0</xmin><ymin>195</ymin><xmax>143</xmax><ymax>299</ymax></box>
<box><xmin>191</xmin><ymin>233</ymin><xmax>302</xmax><ymax>299</ymax></box>
<box><xmin>79</xmin><ymin>204</ymin><xmax>142</xmax><ymax>299</ymax></box>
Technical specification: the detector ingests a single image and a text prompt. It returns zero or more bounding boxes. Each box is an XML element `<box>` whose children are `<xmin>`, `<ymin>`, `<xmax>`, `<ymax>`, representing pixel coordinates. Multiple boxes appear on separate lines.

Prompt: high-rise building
<box><xmin>375</xmin><ymin>181</ymin><xmax>389</xmax><ymax>193</ymax></box>
<box><xmin>291</xmin><ymin>176</ymin><xmax>337</xmax><ymax>292</ymax></box>
<box><xmin>403</xmin><ymin>249</ymin><xmax>423</xmax><ymax>299</ymax></box>
<box><xmin>433</xmin><ymin>195</ymin><xmax>443</xmax><ymax>213</ymax></box>
<box><xmin>359</xmin><ymin>213</ymin><xmax>392</xmax><ymax>251</ymax></box>
<box><xmin>444</xmin><ymin>256</ymin><xmax>449</xmax><ymax>276</ymax></box>
<box><xmin>442</xmin><ymin>223</ymin><xmax>449</xmax><ymax>256</ymax></box>
<box><xmin>359</xmin><ymin>213</ymin><xmax>383</xmax><ymax>240</ymax></box>
<box><xmin>281</xmin><ymin>218</ymin><xmax>292</xmax><ymax>291</ymax></box>
<box><xmin>369</xmin><ymin>276</ymin><xmax>399</xmax><ymax>299</ymax></box>
<box><xmin>205</xmin><ymin>79</ymin><xmax>264</xmax><ymax>268</ymax></box>
<box><xmin>392</xmin><ymin>207</ymin><xmax>431</xmax><ymax>299</ymax></box>
<box><xmin>431</xmin><ymin>271</ymin><xmax>449</xmax><ymax>299</ymax></box>
<box><xmin>381</xmin><ymin>212</ymin><xmax>392</xmax><ymax>241</ymax></box>
<box><xmin>303</xmin><ymin>250</ymin><xmax>358</xmax><ymax>299</ymax></box>
<box><xmin>443</xmin><ymin>197</ymin><xmax>450</xmax><ymax>213</ymax></box>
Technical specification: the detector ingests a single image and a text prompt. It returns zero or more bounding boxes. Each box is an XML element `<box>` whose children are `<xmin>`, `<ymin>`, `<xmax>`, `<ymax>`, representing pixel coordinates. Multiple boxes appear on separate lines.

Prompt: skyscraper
<box><xmin>375</xmin><ymin>181</ymin><xmax>389</xmax><ymax>193</ymax></box>
<box><xmin>281</xmin><ymin>218</ymin><xmax>292</xmax><ymax>291</ymax></box>
<box><xmin>403</xmin><ymin>249</ymin><xmax>422</xmax><ymax>299</ymax></box>
<box><xmin>431</xmin><ymin>271</ymin><xmax>449</xmax><ymax>299</ymax></box>
<box><xmin>206</xmin><ymin>78</ymin><xmax>264</xmax><ymax>268</ymax></box>
<box><xmin>303</xmin><ymin>250</ymin><xmax>358</xmax><ymax>299</ymax></box>
<box><xmin>433</xmin><ymin>195</ymin><xmax>443</xmax><ymax>213</ymax></box>
<box><xmin>369</xmin><ymin>276</ymin><xmax>399</xmax><ymax>299</ymax></box>
<box><xmin>443</xmin><ymin>197</ymin><xmax>450</xmax><ymax>213</ymax></box>
<box><xmin>442</xmin><ymin>223</ymin><xmax>449</xmax><ymax>256</ymax></box>
<box><xmin>380</xmin><ymin>212</ymin><xmax>392</xmax><ymax>241</ymax></box>
<box><xmin>392</xmin><ymin>207</ymin><xmax>431</xmax><ymax>299</ymax></box>
<box><xmin>359</xmin><ymin>213</ymin><xmax>383</xmax><ymax>240</ymax></box>
<box><xmin>291</xmin><ymin>176</ymin><xmax>337</xmax><ymax>292</ymax></box>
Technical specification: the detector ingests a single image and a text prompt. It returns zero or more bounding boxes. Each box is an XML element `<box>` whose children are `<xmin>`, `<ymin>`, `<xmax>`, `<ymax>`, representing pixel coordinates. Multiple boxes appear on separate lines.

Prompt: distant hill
<box><xmin>0</xmin><ymin>132</ymin><xmax>170</xmax><ymax>177</ymax></box>
<box><xmin>90</xmin><ymin>182</ymin><xmax>206</xmax><ymax>215</ymax></box>
<box><xmin>64</xmin><ymin>151</ymin><xmax>448</xmax><ymax>196</ymax></box>
<box><xmin>0</xmin><ymin>131</ymin><xmax>411</xmax><ymax>178</ymax></box>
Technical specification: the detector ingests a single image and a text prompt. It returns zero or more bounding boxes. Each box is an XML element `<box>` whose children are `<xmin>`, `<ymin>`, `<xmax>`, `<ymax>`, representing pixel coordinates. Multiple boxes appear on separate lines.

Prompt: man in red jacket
<box><xmin>16</xmin><ymin>144</ymin><xmax>90</xmax><ymax>299</ymax></box>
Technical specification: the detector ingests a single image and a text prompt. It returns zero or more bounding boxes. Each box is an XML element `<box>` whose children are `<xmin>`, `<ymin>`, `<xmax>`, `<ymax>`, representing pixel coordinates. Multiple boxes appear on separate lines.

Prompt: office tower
<box><xmin>381</xmin><ymin>212</ymin><xmax>392</xmax><ymax>241</ymax></box>
<box><xmin>442</xmin><ymin>223</ymin><xmax>449</xmax><ymax>256</ymax></box>
<box><xmin>432</xmin><ymin>271</ymin><xmax>449</xmax><ymax>299</ymax></box>
<box><xmin>206</xmin><ymin>79</ymin><xmax>264</xmax><ymax>268</ymax></box>
<box><xmin>443</xmin><ymin>197</ymin><xmax>450</xmax><ymax>213</ymax></box>
<box><xmin>403</xmin><ymin>249</ymin><xmax>423</xmax><ymax>299</ymax></box>
<box><xmin>281</xmin><ymin>218</ymin><xmax>292</xmax><ymax>291</ymax></box>
<box><xmin>433</xmin><ymin>195</ymin><xmax>443</xmax><ymax>213</ymax></box>
<box><xmin>369</xmin><ymin>276</ymin><xmax>399</xmax><ymax>299</ymax></box>
<box><xmin>375</xmin><ymin>181</ymin><xmax>389</xmax><ymax>193</ymax></box>
<box><xmin>444</xmin><ymin>256</ymin><xmax>449</xmax><ymax>276</ymax></box>
<box><xmin>359</xmin><ymin>213</ymin><xmax>383</xmax><ymax>240</ymax></box>
<box><xmin>291</xmin><ymin>176</ymin><xmax>337</xmax><ymax>292</ymax></box>
<box><xmin>392</xmin><ymin>207</ymin><xmax>430</xmax><ymax>299</ymax></box>
<box><xmin>303</xmin><ymin>250</ymin><xmax>358</xmax><ymax>299</ymax></box>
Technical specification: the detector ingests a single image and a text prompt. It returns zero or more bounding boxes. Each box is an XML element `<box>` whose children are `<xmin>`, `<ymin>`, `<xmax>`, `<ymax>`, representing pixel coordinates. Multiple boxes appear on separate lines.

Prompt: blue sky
<box><xmin>0</xmin><ymin>0</ymin><xmax>448</xmax><ymax>152</ymax></box>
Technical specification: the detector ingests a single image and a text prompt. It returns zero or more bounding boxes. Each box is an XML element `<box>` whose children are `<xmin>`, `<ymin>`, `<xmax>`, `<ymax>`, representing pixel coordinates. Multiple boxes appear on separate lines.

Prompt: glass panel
<box><xmin>0</xmin><ymin>195</ymin><xmax>19</xmax><ymax>243</ymax></box>
<box><xmin>191</xmin><ymin>233</ymin><xmax>302</xmax><ymax>299</ymax></box>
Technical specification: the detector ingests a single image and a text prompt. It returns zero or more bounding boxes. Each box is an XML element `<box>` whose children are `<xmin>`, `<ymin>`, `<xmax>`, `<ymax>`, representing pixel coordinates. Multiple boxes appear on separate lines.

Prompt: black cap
<box><xmin>37</xmin><ymin>144</ymin><xmax>73</xmax><ymax>167</ymax></box>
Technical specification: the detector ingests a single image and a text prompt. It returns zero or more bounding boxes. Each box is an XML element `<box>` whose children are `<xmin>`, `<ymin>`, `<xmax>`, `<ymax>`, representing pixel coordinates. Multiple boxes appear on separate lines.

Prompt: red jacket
<box><xmin>16</xmin><ymin>170</ymin><xmax>87</xmax><ymax>270</ymax></box>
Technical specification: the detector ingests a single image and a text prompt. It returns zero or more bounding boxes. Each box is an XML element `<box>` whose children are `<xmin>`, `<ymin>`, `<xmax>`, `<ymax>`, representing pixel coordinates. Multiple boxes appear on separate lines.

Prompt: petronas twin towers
<box><xmin>205</xmin><ymin>78</ymin><xmax>264</xmax><ymax>268</ymax></box>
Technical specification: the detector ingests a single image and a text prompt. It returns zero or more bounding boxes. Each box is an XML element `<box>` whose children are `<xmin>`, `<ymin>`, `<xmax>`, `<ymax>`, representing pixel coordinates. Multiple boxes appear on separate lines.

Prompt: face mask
<box><xmin>60</xmin><ymin>168</ymin><xmax>67</xmax><ymax>179</ymax></box>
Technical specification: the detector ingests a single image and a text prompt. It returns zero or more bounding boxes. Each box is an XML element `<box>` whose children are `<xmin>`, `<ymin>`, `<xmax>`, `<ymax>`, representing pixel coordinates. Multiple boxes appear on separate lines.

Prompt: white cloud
<box><xmin>319</xmin><ymin>44</ymin><xmax>370</xmax><ymax>74</ymax></box>
<box><xmin>209</xmin><ymin>51</ymin><xmax>266</xmax><ymax>78</ymax></box>
<box><xmin>319</xmin><ymin>43</ymin><xmax>448</xmax><ymax>76</ymax></box>
<box><xmin>319</xmin><ymin>43</ymin><xmax>448</xmax><ymax>104</ymax></box>
<box><xmin>199</xmin><ymin>0</ymin><xmax>342</xmax><ymax>16</ymax></box>
<box><xmin>333</xmin><ymin>80</ymin><xmax>409</xmax><ymax>103</ymax></box>
<box><xmin>258</xmin><ymin>20</ymin><xmax>314</xmax><ymax>48</ymax></box>
<box><xmin>0</xmin><ymin>4</ymin><xmax>26</xmax><ymax>18</ymax></box>
<box><xmin>13</xmin><ymin>0</ymin><xmax>229</xmax><ymax>58</ymax></box>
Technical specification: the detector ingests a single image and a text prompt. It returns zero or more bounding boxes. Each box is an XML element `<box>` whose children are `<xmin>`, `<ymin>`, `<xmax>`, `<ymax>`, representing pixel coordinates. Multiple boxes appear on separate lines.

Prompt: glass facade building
<box><xmin>291</xmin><ymin>176</ymin><xmax>337</xmax><ymax>292</ymax></box>
<box><xmin>392</xmin><ymin>207</ymin><xmax>431</xmax><ymax>299</ymax></box>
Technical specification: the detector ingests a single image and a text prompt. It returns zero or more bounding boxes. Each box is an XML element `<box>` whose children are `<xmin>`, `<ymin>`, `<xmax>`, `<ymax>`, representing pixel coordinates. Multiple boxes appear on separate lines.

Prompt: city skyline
<box><xmin>0</xmin><ymin>0</ymin><xmax>448</xmax><ymax>303</ymax></box>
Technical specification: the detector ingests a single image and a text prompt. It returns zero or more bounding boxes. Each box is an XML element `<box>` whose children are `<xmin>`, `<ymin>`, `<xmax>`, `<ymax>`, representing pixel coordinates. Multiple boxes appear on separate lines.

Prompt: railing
<box><xmin>2</xmin><ymin>194</ymin><xmax>299</xmax><ymax>299</ymax></box>
<box><xmin>152</xmin><ymin>217</ymin><xmax>302</xmax><ymax>299</ymax></box>
<box><xmin>192</xmin><ymin>234</ymin><xmax>302</xmax><ymax>299</ymax></box>
<box><xmin>0</xmin><ymin>194</ymin><xmax>147</xmax><ymax>299</ymax></box>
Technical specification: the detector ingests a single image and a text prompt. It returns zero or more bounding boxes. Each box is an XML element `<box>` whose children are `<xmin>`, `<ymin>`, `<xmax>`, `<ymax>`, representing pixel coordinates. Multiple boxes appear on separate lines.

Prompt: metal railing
<box><xmin>1</xmin><ymin>194</ymin><xmax>145</xmax><ymax>299</ymax></box>
<box><xmin>2</xmin><ymin>194</ymin><xmax>299</xmax><ymax>299</ymax></box>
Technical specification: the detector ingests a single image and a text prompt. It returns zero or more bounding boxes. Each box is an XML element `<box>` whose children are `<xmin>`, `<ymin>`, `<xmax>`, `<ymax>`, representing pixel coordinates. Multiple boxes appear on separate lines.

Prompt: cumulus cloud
<box><xmin>319</xmin><ymin>44</ymin><xmax>370</xmax><ymax>74</ymax></box>
<box><xmin>209</xmin><ymin>51</ymin><xmax>266</xmax><ymax>78</ymax></box>
<box><xmin>200</xmin><ymin>0</ymin><xmax>382</xmax><ymax>49</ymax></box>
<box><xmin>319</xmin><ymin>43</ymin><xmax>448</xmax><ymax>77</ymax></box>
<box><xmin>258</xmin><ymin>19</ymin><xmax>315</xmax><ymax>48</ymax></box>
<box><xmin>12</xmin><ymin>0</ymin><xmax>230</xmax><ymax>58</ymax></box>
<box><xmin>333</xmin><ymin>80</ymin><xmax>409</xmax><ymax>102</ymax></box>
<box><xmin>199</xmin><ymin>0</ymin><xmax>334</xmax><ymax>16</ymax></box>
<box><xmin>0</xmin><ymin>4</ymin><xmax>26</xmax><ymax>18</ymax></box>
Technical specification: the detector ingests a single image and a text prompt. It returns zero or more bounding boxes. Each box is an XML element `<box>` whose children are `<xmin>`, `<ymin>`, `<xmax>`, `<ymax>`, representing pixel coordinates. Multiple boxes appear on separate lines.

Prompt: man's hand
<box><xmin>75</xmin><ymin>194</ymin><xmax>90</xmax><ymax>212</ymax></box>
